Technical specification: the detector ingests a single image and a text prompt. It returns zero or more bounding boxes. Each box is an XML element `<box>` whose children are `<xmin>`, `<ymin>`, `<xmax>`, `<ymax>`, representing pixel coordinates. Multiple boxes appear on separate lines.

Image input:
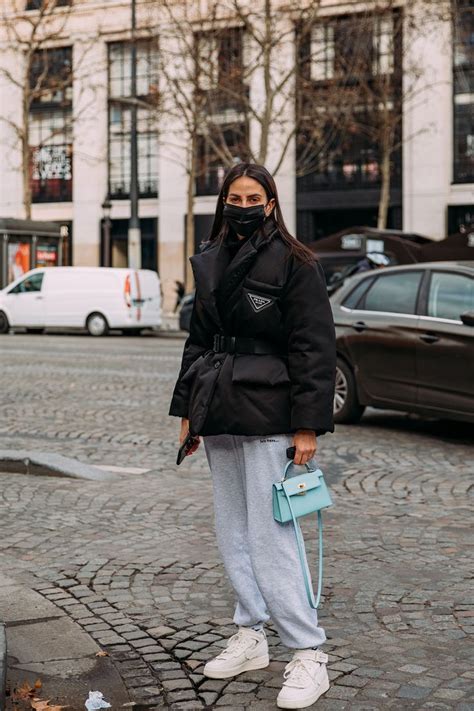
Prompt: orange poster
<box><xmin>7</xmin><ymin>242</ymin><xmax>30</xmax><ymax>283</ymax></box>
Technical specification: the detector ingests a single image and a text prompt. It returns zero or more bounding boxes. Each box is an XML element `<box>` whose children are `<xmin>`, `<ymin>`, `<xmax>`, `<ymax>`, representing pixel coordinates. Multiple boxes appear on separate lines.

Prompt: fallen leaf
<box><xmin>31</xmin><ymin>700</ymin><xmax>68</xmax><ymax>711</ymax></box>
<box><xmin>31</xmin><ymin>701</ymin><xmax>51</xmax><ymax>711</ymax></box>
<box><xmin>34</xmin><ymin>679</ymin><xmax>43</xmax><ymax>690</ymax></box>
<box><xmin>95</xmin><ymin>650</ymin><xmax>109</xmax><ymax>657</ymax></box>
<box><xmin>13</xmin><ymin>681</ymin><xmax>36</xmax><ymax>700</ymax></box>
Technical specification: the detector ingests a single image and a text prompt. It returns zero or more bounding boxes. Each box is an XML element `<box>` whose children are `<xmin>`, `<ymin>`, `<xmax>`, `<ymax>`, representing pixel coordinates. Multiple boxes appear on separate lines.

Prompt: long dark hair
<box><xmin>206</xmin><ymin>163</ymin><xmax>315</xmax><ymax>264</ymax></box>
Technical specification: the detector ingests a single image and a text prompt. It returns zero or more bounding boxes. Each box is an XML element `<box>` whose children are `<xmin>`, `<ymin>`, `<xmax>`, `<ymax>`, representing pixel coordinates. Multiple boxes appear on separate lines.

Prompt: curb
<box><xmin>156</xmin><ymin>329</ymin><xmax>187</xmax><ymax>339</ymax></box>
<box><xmin>0</xmin><ymin>451</ymin><xmax>117</xmax><ymax>481</ymax></box>
<box><xmin>0</xmin><ymin>622</ymin><xmax>6</xmax><ymax>711</ymax></box>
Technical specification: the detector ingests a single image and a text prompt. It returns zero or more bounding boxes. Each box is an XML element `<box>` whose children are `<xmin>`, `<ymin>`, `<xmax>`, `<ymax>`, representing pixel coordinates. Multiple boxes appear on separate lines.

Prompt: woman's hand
<box><xmin>292</xmin><ymin>429</ymin><xmax>317</xmax><ymax>465</ymax></box>
<box><xmin>180</xmin><ymin>417</ymin><xmax>200</xmax><ymax>455</ymax></box>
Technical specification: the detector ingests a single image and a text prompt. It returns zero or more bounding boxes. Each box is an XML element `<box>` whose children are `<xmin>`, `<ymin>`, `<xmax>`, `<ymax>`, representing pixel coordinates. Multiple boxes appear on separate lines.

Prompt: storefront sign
<box><xmin>366</xmin><ymin>238</ymin><xmax>385</xmax><ymax>253</ymax></box>
<box><xmin>341</xmin><ymin>234</ymin><xmax>362</xmax><ymax>250</ymax></box>
<box><xmin>31</xmin><ymin>145</ymin><xmax>72</xmax><ymax>181</ymax></box>
<box><xmin>36</xmin><ymin>243</ymin><xmax>58</xmax><ymax>267</ymax></box>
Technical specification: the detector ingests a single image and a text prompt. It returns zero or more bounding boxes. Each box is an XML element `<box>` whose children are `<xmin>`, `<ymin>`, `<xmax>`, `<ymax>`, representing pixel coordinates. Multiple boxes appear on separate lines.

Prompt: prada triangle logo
<box><xmin>247</xmin><ymin>292</ymin><xmax>273</xmax><ymax>313</ymax></box>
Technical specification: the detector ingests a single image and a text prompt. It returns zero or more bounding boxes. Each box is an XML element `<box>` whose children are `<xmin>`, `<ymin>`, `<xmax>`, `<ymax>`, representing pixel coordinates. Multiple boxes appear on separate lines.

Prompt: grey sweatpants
<box><xmin>203</xmin><ymin>433</ymin><xmax>326</xmax><ymax>649</ymax></box>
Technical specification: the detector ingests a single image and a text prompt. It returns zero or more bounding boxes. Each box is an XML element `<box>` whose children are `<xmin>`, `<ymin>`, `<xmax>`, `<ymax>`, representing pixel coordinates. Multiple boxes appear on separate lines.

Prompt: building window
<box><xmin>372</xmin><ymin>15</ymin><xmax>394</xmax><ymax>75</ymax></box>
<box><xmin>310</xmin><ymin>26</ymin><xmax>335</xmax><ymax>82</ymax></box>
<box><xmin>109</xmin><ymin>107</ymin><xmax>158</xmax><ymax>198</ymax></box>
<box><xmin>195</xmin><ymin>28</ymin><xmax>247</xmax><ymax>114</ymax></box>
<box><xmin>30</xmin><ymin>111</ymin><xmax>72</xmax><ymax>202</ymax></box>
<box><xmin>297</xmin><ymin>12</ymin><xmax>400</xmax><ymax>192</ymax></box>
<box><xmin>297</xmin><ymin>116</ymin><xmax>399</xmax><ymax>191</ymax></box>
<box><xmin>193</xmin><ymin>28</ymin><xmax>248</xmax><ymax>195</ymax></box>
<box><xmin>108</xmin><ymin>40</ymin><xmax>159</xmax><ymax>199</ymax></box>
<box><xmin>26</xmin><ymin>0</ymin><xmax>71</xmax><ymax>8</ymax></box>
<box><xmin>309</xmin><ymin>13</ymin><xmax>394</xmax><ymax>81</ymax></box>
<box><xmin>196</xmin><ymin>125</ymin><xmax>248</xmax><ymax>196</ymax></box>
<box><xmin>197</xmin><ymin>35</ymin><xmax>219</xmax><ymax>91</ymax></box>
<box><xmin>453</xmin><ymin>1</ymin><xmax>474</xmax><ymax>183</ymax></box>
<box><xmin>29</xmin><ymin>47</ymin><xmax>73</xmax><ymax>203</ymax></box>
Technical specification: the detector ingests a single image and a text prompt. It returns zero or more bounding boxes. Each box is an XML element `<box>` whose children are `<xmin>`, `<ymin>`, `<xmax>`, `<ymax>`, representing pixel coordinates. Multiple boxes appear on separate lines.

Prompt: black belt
<box><xmin>213</xmin><ymin>334</ymin><xmax>283</xmax><ymax>355</ymax></box>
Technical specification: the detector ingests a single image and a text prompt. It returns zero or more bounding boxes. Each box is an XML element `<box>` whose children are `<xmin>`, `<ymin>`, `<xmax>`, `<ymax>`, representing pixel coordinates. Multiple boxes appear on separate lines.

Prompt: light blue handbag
<box><xmin>272</xmin><ymin>461</ymin><xmax>332</xmax><ymax>609</ymax></box>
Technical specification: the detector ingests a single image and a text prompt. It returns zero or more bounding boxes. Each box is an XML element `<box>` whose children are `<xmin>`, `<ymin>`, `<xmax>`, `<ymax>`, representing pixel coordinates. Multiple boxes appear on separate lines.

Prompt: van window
<box><xmin>9</xmin><ymin>273</ymin><xmax>44</xmax><ymax>294</ymax></box>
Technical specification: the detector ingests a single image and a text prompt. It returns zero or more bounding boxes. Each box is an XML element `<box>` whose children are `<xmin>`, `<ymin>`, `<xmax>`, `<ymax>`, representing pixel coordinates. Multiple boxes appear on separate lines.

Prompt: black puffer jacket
<box><xmin>169</xmin><ymin>223</ymin><xmax>336</xmax><ymax>437</ymax></box>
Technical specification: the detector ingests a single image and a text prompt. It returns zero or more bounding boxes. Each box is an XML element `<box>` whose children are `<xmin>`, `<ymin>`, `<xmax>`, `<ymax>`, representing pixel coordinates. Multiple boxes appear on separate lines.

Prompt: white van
<box><xmin>0</xmin><ymin>267</ymin><xmax>162</xmax><ymax>336</ymax></box>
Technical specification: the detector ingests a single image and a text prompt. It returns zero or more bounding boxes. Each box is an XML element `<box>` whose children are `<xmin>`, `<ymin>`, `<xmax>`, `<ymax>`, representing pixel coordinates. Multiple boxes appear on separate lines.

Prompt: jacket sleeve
<box><xmin>280</xmin><ymin>257</ymin><xmax>336</xmax><ymax>435</ymax></box>
<box><xmin>168</xmin><ymin>294</ymin><xmax>212</xmax><ymax>418</ymax></box>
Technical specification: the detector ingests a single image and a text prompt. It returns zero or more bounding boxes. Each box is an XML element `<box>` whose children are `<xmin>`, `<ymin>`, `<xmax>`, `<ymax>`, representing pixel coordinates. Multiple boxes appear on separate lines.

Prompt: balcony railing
<box><xmin>109</xmin><ymin>179</ymin><xmax>158</xmax><ymax>200</ymax></box>
<box><xmin>297</xmin><ymin>158</ymin><xmax>401</xmax><ymax>192</ymax></box>
<box><xmin>26</xmin><ymin>0</ymin><xmax>70</xmax><ymax>8</ymax></box>
<box><xmin>453</xmin><ymin>158</ymin><xmax>474</xmax><ymax>184</ymax></box>
<box><xmin>32</xmin><ymin>179</ymin><xmax>72</xmax><ymax>203</ymax></box>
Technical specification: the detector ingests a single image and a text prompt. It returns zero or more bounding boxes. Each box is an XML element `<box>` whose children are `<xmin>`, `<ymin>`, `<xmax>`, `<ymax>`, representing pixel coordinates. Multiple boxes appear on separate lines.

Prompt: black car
<box><xmin>330</xmin><ymin>261</ymin><xmax>474</xmax><ymax>424</ymax></box>
<box><xmin>179</xmin><ymin>291</ymin><xmax>195</xmax><ymax>332</ymax></box>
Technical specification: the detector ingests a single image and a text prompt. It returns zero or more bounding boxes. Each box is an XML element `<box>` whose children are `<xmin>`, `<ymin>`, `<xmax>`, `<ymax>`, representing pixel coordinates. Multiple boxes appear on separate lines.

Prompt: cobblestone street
<box><xmin>0</xmin><ymin>333</ymin><xmax>473</xmax><ymax>710</ymax></box>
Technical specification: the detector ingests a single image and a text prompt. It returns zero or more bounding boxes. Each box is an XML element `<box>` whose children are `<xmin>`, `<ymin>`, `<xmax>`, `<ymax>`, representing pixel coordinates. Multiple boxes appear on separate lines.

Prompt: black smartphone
<box><xmin>176</xmin><ymin>432</ymin><xmax>199</xmax><ymax>466</ymax></box>
<box><xmin>286</xmin><ymin>446</ymin><xmax>296</xmax><ymax>460</ymax></box>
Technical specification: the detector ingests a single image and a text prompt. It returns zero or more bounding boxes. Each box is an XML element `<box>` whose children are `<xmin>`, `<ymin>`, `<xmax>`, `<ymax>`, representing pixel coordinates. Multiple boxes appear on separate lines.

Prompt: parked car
<box><xmin>308</xmin><ymin>226</ymin><xmax>435</xmax><ymax>286</ymax></box>
<box><xmin>0</xmin><ymin>267</ymin><xmax>162</xmax><ymax>336</ymax></box>
<box><xmin>331</xmin><ymin>261</ymin><xmax>474</xmax><ymax>424</ymax></box>
<box><xmin>179</xmin><ymin>291</ymin><xmax>195</xmax><ymax>332</ymax></box>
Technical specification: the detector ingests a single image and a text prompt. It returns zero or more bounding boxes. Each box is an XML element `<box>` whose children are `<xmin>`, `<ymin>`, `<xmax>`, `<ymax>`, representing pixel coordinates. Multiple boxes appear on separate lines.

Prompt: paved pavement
<box><xmin>0</xmin><ymin>333</ymin><xmax>473</xmax><ymax>711</ymax></box>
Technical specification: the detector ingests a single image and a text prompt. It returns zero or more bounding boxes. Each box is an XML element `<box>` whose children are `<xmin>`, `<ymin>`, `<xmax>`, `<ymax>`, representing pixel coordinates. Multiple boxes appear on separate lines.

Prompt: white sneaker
<box><xmin>276</xmin><ymin>649</ymin><xmax>330</xmax><ymax>709</ymax></box>
<box><xmin>203</xmin><ymin>626</ymin><xmax>269</xmax><ymax>679</ymax></box>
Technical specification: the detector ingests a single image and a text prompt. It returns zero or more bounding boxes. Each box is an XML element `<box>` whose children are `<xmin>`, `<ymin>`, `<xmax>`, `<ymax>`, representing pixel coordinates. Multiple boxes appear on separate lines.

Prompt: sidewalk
<box><xmin>0</xmin><ymin>574</ymin><xmax>131</xmax><ymax>711</ymax></box>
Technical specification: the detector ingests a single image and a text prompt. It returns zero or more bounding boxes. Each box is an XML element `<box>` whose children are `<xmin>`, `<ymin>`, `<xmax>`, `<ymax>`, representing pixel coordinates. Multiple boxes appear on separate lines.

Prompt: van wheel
<box><xmin>26</xmin><ymin>328</ymin><xmax>45</xmax><ymax>334</ymax></box>
<box><xmin>86</xmin><ymin>312</ymin><xmax>109</xmax><ymax>337</ymax></box>
<box><xmin>0</xmin><ymin>312</ymin><xmax>9</xmax><ymax>334</ymax></box>
<box><xmin>334</xmin><ymin>358</ymin><xmax>365</xmax><ymax>424</ymax></box>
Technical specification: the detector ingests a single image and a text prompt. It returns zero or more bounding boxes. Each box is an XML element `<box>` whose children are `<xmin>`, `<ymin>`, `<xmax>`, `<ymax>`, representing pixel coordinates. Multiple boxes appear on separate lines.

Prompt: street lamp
<box><xmin>101</xmin><ymin>197</ymin><xmax>112</xmax><ymax>267</ymax></box>
<box><xmin>128</xmin><ymin>0</ymin><xmax>141</xmax><ymax>269</ymax></box>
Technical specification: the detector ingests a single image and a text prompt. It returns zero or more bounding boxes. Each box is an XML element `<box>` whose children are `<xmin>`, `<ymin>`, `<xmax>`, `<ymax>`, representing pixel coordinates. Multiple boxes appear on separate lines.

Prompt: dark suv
<box><xmin>330</xmin><ymin>261</ymin><xmax>474</xmax><ymax>424</ymax></box>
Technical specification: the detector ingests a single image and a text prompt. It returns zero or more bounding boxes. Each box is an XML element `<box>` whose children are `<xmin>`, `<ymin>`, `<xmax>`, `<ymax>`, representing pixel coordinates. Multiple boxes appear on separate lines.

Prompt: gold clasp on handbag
<box><xmin>297</xmin><ymin>482</ymin><xmax>306</xmax><ymax>495</ymax></box>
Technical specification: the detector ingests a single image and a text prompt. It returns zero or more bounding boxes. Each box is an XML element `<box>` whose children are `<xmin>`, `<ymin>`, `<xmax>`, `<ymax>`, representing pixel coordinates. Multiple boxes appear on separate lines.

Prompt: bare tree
<box><xmin>152</xmin><ymin>0</ymin><xmax>331</xmax><ymax>289</ymax></box>
<box><xmin>300</xmin><ymin>0</ymin><xmax>454</xmax><ymax>230</ymax></box>
<box><xmin>152</xmin><ymin>0</ymin><xmax>248</xmax><ymax>291</ymax></box>
<box><xmin>0</xmin><ymin>0</ymin><xmax>97</xmax><ymax>218</ymax></box>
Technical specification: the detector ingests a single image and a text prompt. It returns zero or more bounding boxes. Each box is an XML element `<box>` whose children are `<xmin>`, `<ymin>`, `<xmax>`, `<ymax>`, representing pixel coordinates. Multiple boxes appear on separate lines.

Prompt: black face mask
<box><xmin>223</xmin><ymin>203</ymin><xmax>267</xmax><ymax>239</ymax></box>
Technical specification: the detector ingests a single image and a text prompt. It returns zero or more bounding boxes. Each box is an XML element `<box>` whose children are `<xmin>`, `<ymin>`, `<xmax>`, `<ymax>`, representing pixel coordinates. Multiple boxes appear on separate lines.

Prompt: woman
<box><xmin>169</xmin><ymin>163</ymin><xmax>336</xmax><ymax>709</ymax></box>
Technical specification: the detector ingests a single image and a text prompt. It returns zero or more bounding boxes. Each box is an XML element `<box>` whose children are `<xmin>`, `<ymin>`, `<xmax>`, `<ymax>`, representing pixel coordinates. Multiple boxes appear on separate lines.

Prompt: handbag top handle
<box><xmin>282</xmin><ymin>460</ymin><xmax>318</xmax><ymax>481</ymax></box>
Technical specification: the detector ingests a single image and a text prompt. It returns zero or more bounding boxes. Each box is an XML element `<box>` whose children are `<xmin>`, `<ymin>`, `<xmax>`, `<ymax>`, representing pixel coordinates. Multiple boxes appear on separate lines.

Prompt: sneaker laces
<box><xmin>217</xmin><ymin>630</ymin><xmax>257</xmax><ymax>659</ymax></box>
<box><xmin>283</xmin><ymin>657</ymin><xmax>321</xmax><ymax>688</ymax></box>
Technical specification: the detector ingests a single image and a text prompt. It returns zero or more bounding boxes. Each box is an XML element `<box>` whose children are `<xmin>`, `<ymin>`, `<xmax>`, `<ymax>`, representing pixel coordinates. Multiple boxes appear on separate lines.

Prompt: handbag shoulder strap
<box><xmin>281</xmin><ymin>485</ymin><xmax>324</xmax><ymax>609</ymax></box>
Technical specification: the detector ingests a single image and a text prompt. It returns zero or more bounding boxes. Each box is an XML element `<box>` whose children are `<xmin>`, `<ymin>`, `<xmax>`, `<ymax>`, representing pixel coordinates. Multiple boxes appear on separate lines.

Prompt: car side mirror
<box><xmin>460</xmin><ymin>311</ymin><xmax>474</xmax><ymax>326</ymax></box>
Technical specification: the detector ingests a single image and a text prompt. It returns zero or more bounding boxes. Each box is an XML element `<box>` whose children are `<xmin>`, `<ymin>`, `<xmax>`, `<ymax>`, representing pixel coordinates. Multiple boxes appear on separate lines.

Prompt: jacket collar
<box><xmin>190</xmin><ymin>221</ymin><xmax>278</xmax><ymax>331</ymax></box>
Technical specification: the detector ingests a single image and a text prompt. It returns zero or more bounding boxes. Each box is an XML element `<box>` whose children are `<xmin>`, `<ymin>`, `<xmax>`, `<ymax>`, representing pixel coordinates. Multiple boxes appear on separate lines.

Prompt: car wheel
<box><xmin>334</xmin><ymin>358</ymin><xmax>365</xmax><ymax>424</ymax></box>
<box><xmin>0</xmin><ymin>311</ymin><xmax>10</xmax><ymax>334</ymax></box>
<box><xmin>25</xmin><ymin>328</ymin><xmax>45</xmax><ymax>334</ymax></box>
<box><xmin>86</xmin><ymin>312</ymin><xmax>109</xmax><ymax>337</ymax></box>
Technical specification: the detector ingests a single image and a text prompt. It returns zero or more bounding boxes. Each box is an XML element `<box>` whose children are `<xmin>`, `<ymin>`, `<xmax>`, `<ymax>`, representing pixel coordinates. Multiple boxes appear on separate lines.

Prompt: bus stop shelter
<box><xmin>0</xmin><ymin>218</ymin><xmax>63</xmax><ymax>289</ymax></box>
